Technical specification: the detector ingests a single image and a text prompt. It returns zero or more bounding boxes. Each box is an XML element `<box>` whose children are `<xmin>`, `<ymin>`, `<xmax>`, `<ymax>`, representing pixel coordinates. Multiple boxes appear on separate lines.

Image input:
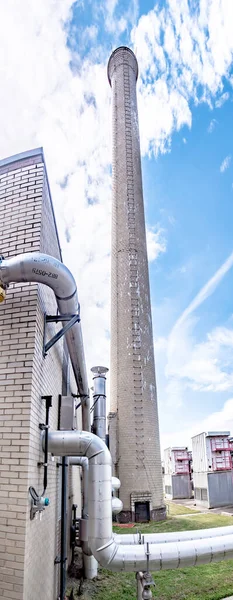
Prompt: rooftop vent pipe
<box><xmin>0</xmin><ymin>252</ymin><xmax>90</xmax><ymax>431</ymax></box>
<box><xmin>43</xmin><ymin>430</ymin><xmax>233</xmax><ymax>572</ymax></box>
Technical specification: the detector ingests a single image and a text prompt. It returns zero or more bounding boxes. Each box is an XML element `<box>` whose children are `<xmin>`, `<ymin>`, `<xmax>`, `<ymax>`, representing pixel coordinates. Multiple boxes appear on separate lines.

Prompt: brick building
<box><xmin>107</xmin><ymin>47</ymin><xmax>165</xmax><ymax>522</ymax></box>
<box><xmin>0</xmin><ymin>148</ymin><xmax>82</xmax><ymax>599</ymax></box>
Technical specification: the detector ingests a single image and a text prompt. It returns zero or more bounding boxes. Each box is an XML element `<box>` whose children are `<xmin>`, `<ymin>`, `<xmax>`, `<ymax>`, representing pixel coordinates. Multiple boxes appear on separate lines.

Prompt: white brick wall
<box><xmin>0</xmin><ymin>150</ymin><xmax>82</xmax><ymax>599</ymax></box>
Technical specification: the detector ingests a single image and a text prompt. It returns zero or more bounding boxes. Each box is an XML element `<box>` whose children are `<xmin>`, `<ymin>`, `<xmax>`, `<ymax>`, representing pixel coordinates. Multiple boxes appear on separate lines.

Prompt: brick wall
<box><xmin>0</xmin><ymin>150</ymin><xmax>81</xmax><ymax>599</ymax></box>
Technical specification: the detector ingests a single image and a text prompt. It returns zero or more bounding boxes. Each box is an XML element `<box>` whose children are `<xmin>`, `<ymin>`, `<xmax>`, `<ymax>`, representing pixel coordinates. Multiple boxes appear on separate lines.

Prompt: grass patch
<box><xmin>68</xmin><ymin>512</ymin><xmax>233</xmax><ymax>600</ymax></box>
<box><xmin>113</xmin><ymin>512</ymin><xmax>233</xmax><ymax>535</ymax></box>
<box><xmin>90</xmin><ymin>561</ymin><xmax>233</xmax><ymax>600</ymax></box>
<box><xmin>165</xmin><ymin>501</ymin><xmax>200</xmax><ymax>516</ymax></box>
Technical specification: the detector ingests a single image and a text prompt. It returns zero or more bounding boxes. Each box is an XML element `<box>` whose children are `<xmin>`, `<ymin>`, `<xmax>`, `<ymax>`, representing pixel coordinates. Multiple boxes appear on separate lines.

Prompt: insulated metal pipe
<box><xmin>69</xmin><ymin>457</ymin><xmax>123</xmax><ymax>516</ymax></box>
<box><xmin>43</xmin><ymin>430</ymin><xmax>233</xmax><ymax>572</ymax></box>
<box><xmin>70</xmin><ymin>457</ymin><xmax>89</xmax><ymax>519</ymax></box>
<box><xmin>91</xmin><ymin>366</ymin><xmax>108</xmax><ymax>443</ymax></box>
<box><xmin>112</xmin><ymin>476</ymin><xmax>121</xmax><ymax>491</ymax></box>
<box><xmin>0</xmin><ymin>252</ymin><xmax>90</xmax><ymax>431</ymax></box>
<box><xmin>60</xmin><ymin>458</ymin><xmax>68</xmax><ymax>599</ymax></box>
<box><xmin>69</xmin><ymin>456</ymin><xmax>98</xmax><ymax>580</ymax></box>
<box><xmin>112</xmin><ymin>497</ymin><xmax>123</xmax><ymax>515</ymax></box>
<box><xmin>114</xmin><ymin>525</ymin><xmax>233</xmax><ymax>545</ymax></box>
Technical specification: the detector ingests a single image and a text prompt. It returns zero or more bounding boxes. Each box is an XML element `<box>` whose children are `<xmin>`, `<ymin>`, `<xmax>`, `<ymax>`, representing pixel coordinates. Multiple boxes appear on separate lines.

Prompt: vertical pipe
<box><xmin>136</xmin><ymin>572</ymin><xmax>143</xmax><ymax>600</ymax></box>
<box><xmin>71</xmin><ymin>504</ymin><xmax>77</xmax><ymax>564</ymax></box>
<box><xmin>41</xmin><ymin>396</ymin><xmax>52</xmax><ymax>494</ymax></box>
<box><xmin>91</xmin><ymin>366</ymin><xmax>109</xmax><ymax>443</ymax></box>
<box><xmin>60</xmin><ymin>343</ymin><xmax>69</xmax><ymax>600</ymax></box>
<box><xmin>60</xmin><ymin>458</ymin><xmax>68</xmax><ymax>599</ymax></box>
<box><xmin>69</xmin><ymin>456</ymin><xmax>98</xmax><ymax>580</ymax></box>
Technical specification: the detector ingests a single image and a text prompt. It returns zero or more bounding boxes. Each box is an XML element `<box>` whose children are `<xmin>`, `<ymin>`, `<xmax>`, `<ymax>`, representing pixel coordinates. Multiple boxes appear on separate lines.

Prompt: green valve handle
<box><xmin>40</xmin><ymin>497</ymin><xmax>50</xmax><ymax>506</ymax></box>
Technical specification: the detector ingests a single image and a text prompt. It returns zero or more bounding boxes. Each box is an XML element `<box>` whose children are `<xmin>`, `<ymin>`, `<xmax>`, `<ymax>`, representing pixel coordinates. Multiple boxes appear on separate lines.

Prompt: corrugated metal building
<box><xmin>192</xmin><ymin>431</ymin><xmax>233</xmax><ymax>508</ymax></box>
<box><xmin>164</xmin><ymin>447</ymin><xmax>192</xmax><ymax>499</ymax></box>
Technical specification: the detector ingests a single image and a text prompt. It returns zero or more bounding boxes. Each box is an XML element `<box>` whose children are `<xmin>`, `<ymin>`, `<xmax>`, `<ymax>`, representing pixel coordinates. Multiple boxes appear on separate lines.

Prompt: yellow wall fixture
<box><xmin>0</xmin><ymin>285</ymin><xmax>6</xmax><ymax>303</ymax></box>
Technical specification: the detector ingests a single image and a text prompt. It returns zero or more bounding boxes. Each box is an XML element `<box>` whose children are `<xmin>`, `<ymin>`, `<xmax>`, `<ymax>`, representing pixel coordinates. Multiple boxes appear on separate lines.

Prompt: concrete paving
<box><xmin>170</xmin><ymin>497</ymin><xmax>233</xmax><ymax>516</ymax></box>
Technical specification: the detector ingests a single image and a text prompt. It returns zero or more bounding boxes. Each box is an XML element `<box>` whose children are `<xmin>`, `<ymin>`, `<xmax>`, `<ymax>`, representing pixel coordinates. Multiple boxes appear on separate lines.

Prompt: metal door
<box><xmin>135</xmin><ymin>501</ymin><xmax>150</xmax><ymax>523</ymax></box>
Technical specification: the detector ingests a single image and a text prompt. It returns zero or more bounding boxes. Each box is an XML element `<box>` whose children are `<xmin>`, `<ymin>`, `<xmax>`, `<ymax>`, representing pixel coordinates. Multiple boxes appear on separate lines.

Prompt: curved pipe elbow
<box><xmin>0</xmin><ymin>252</ymin><xmax>77</xmax><ymax>300</ymax></box>
<box><xmin>0</xmin><ymin>253</ymin><xmax>90</xmax><ymax>421</ymax></box>
<box><xmin>42</xmin><ymin>429</ymin><xmax>233</xmax><ymax>573</ymax></box>
<box><xmin>44</xmin><ymin>430</ymin><xmax>111</xmax><ymax>464</ymax></box>
<box><xmin>93</xmin><ymin>534</ymin><xmax>233</xmax><ymax>572</ymax></box>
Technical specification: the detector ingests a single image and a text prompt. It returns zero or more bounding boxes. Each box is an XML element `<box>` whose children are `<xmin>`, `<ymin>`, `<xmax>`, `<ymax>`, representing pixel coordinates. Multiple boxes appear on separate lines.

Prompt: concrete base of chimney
<box><xmin>117</xmin><ymin>506</ymin><xmax>166</xmax><ymax>524</ymax></box>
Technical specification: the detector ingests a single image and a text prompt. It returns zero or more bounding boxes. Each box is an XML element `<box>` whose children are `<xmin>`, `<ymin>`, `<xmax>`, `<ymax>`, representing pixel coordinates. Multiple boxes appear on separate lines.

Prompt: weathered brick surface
<box><xmin>108</xmin><ymin>48</ymin><xmax>165</xmax><ymax>518</ymax></box>
<box><xmin>0</xmin><ymin>150</ymin><xmax>81</xmax><ymax>599</ymax></box>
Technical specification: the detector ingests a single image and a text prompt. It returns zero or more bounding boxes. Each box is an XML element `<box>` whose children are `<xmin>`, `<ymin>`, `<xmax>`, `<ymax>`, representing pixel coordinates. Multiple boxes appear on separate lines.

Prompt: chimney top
<box><xmin>107</xmin><ymin>46</ymin><xmax>138</xmax><ymax>86</ymax></box>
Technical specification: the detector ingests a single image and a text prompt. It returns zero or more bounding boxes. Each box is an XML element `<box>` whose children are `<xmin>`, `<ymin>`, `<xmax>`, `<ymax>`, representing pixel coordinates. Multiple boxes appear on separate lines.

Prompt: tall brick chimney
<box><xmin>107</xmin><ymin>47</ymin><xmax>166</xmax><ymax>522</ymax></box>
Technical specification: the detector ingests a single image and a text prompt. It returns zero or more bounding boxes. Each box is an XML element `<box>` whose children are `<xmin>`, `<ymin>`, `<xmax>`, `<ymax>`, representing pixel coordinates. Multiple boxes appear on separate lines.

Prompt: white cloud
<box><xmin>160</xmin><ymin>398</ymin><xmax>233</xmax><ymax>451</ymax></box>
<box><xmin>155</xmin><ymin>252</ymin><xmax>233</xmax><ymax>413</ymax></box>
<box><xmin>131</xmin><ymin>0</ymin><xmax>233</xmax><ymax>156</ymax></box>
<box><xmin>103</xmin><ymin>0</ymin><xmax>138</xmax><ymax>35</ymax></box>
<box><xmin>167</xmin><ymin>321</ymin><xmax>233</xmax><ymax>395</ymax></box>
<box><xmin>0</xmin><ymin>0</ymin><xmax>113</xmax><ymax>378</ymax></box>
<box><xmin>220</xmin><ymin>155</ymin><xmax>232</xmax><ymax>173</ymax></box>
<box><xmin>175</xmin><ymin>251</ymin><xmax>233</xmax><ymax>330</ymax></box>
<box><xmin>207</xmin><ymin>118</ymin><xmax>218</xmax><ymax>133</ymax></box>
<box><xmin>1</xmin><ymin>0</ymin><xmax>233</xmax><ymax>397</ymax></box>
<box><xmin>215</xmin><ymin>91</ymin><xmax>230</xmax><ymax>108</ymax></box>
<box><xmin>146</xmin><ymin>226</ymin><xmax>166</xmax><ymax>262</ymax></box>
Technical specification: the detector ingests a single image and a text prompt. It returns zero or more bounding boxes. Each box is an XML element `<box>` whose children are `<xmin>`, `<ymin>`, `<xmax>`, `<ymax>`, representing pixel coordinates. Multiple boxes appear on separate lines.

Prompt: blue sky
<box><xmin>1</xmin><ymin>0</ymin><xmax>233</xmax><ymax>450</ymax></box>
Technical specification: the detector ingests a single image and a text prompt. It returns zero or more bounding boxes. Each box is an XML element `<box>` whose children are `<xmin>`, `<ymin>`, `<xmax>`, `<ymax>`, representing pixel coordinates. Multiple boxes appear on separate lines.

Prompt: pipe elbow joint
<box><xmin>92</xmin><ymin>539</ymin><xmax>119</xmax><ymax>569</ymax></box>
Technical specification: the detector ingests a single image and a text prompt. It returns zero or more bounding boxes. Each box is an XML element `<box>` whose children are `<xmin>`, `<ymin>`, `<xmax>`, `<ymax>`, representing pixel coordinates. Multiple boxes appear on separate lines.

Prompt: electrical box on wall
<box><xmin>59</xmin><ymin>396</ymin><xmax>76</xmax><ymax>431</ymax></box>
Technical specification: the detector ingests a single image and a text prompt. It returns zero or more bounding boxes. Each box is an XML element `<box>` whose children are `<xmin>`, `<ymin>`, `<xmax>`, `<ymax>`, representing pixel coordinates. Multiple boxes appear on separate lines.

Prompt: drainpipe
<box><xmin>91</xmin><ymin>366</ymin><xmax>108</xmax><ymax>443</ymax></box>
<box><xmin>43</xmin><ymin>430</ymin><xmax>233</xmax><ymax>572</ymax></box>
<box><xmin>60</xmin><ymin>457</ymin><xmax>68</xmax><ymax>600</ymax></box>
<box><xmin>0</xmin><ymin>252</ymin><xmax>90</xmax><ymax>431</ymax></box>
<box><xmin>60</xmin><ymin>343</ymin><xmax>69</xmax><ymax>600</ymax></box>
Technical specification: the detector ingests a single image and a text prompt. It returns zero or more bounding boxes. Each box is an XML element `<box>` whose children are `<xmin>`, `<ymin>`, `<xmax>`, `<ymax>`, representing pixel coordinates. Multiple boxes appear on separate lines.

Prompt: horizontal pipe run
<box><xmin>43</xmin><ymin>430</ymin><xmax>233</xmax><ymax>573</ymax></box>
<box><xmin>115</xmin><ymin>526</ymin><xmax>233</xmax><ymax>545</ymax></box>
<box><xmin>101</xmin><ymin>535</ymin><xmax>233</xmax><ymax>571</ymax></box>
<box><xmin>0</xmin><ymin>253</ymin><xmax>90</xmax><ymax>431</ymax></box>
